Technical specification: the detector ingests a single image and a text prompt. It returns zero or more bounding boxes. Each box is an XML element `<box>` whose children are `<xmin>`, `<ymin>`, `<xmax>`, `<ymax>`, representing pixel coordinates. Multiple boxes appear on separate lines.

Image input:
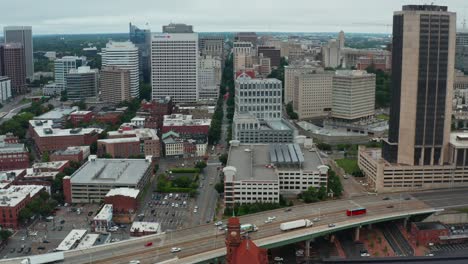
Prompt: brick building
<box><xmin>162</xmin><ymin>114</ymin><xmax>210</xmax><ymax>138</ymax></box>
<box><xmin>97</xmin><ymin>137</ymin><xmax>141</xmax><ymax>158</ymax></box>
<box><xmin>0</xmin><ymin>43</ymin><xmax>26</xmax><ymax>94</ymax></box>
<box><xmin>104</xmin><ymin>188</ymin><xmax>140</xmax><ymax>214</ymax></box>
<box><xmin>50</xmin><ymin>146</ymin><xmax>90</xmax><ymax>163</ymax></box>
<box><xmin>32</xmin><ymin>160</ymin><xmax>70</xmax><ymax>173</ymax></box>
<box><xmin>95</xmin><ymin>112</ymin><xmax>122</xmax><ymax>125</ymax></box>
<box><xmin>130</xmin><ymin>222</ymin><xmax>161</xmax><ymax>237</ymax></box>
<box><xmin>29</xmin><ymin>120</ymin><xmax>100</xmax><ymax>153</ymax></box>
<box><xmin>69</xmin><ymin>111</ymin><xmax>94</xmax><ymax>126</ymax></box>
<box><xmin>139</xmin><ymin>96</ymin><xmax>173</xmax><ymax>130</ymax></box>
<box><xmin>0</xmin><ymin>134</ymin><xmax>29</xmax><ymax>171</ymax></box>
<box><xmin>92</xmin><ymin>204</ymin><xmax>113</xmax><ymax>233</ymax></box>
<box><xmin>107</xmin><ymin>128</ymin><xmax>160</xmax><ymax>158</ymax></box>
<box><xmin>411</xmin><ymin>222</ymin><xmax>449</xmax><ymax>246</ymax></box>
<box><xmin>0</xmin><ymin>185</ymin><xmax>46</xmax><ymax>229</ymax></box>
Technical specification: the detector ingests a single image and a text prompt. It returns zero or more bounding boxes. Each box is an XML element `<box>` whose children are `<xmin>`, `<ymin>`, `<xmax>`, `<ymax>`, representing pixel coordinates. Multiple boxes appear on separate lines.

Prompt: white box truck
<box><xmin>280</xmin><ymin>219</ymin><xmax>313</xmax><ymax>231</ymax></box>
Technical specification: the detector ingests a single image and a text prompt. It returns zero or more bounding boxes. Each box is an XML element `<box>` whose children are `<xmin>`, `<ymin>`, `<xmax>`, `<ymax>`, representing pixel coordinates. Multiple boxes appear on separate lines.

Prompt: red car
<box><xmin>145</xmin><ymin>242</ymin><xmax>153</xmax><ymax>247</ymax></box>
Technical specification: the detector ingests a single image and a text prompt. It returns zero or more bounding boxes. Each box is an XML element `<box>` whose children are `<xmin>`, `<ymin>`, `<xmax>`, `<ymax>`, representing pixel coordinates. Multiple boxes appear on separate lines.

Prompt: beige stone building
<box><xmin>332</xmin><ymin>70</ymin><xmax>375</xmax><ymax>121</ymax></box>
<box><xmin>100</xmin><ymin>66</ymin><xmax>131</xmax><ymax>104</ymax></box>
<box><xmin>293</xmin><ymin>71</ymin><xmax>334</xmax><ymax>119</ymax></box>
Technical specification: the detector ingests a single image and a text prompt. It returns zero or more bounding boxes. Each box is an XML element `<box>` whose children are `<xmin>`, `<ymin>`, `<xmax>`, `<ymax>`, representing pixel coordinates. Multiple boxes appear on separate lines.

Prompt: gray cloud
<box><xmin>1</xmin><ymin>0</ymin><xmax>467</xmax><ymax>34</ymax></box>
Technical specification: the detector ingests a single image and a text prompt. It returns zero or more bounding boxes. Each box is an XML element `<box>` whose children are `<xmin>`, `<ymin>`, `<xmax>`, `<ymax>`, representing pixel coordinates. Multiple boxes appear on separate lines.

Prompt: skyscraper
<box><xmin>100</xmin><ymin>66</ymin><xmax>131</xmax><ymax>104</ymax></box>
<box><xmin>129</xmin><ymin>23</ymin><xmax>151</xmax><ymax>82</ymax></box>
<box><xmin>0</xmin><ymin>43</ymin><xmax>26</xmax><ymax>94</ymax></box>
<box><xmin>3</xmin><ymin>26</ymin><xmax>33</xmax><ymax>79</ymax></box>
<box><xmin>383</xmin><ymin>5</ymin><xmax>456</xmax><ymax>166</ymax></box>
<box><xmin>54</xmin><ymin>56</ymin><xmax>83</xmax><ymax>92</ymax></box>
<box><xmin>151</xmin><ymin>32</ymin><xmax>198</xmax><ymax>103</ymax></box>
<box><xmin>101</xmin><ymin>41</ymin><xmax>139</xmax><ymax>98</ymax></box>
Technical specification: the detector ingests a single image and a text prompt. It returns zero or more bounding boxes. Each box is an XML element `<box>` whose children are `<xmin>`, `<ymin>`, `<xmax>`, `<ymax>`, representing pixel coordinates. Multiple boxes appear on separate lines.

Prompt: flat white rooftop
<box><xmin>130</xmin><ymin>222</ymin><xmax>161</xmax><ymax>233</ymax></box>
<box><xmin>56</xmin><ymin>229</ymin><xmax>87</xmax><ymax>251</ymax></box>
<box><xmin>98</xmin><ymin>137</ymin><xmax>140</xmax><ymax>144</ymax></box>
<box><xmin>0</xmin><ymin>185</ymin><xmax>44</xmax><ymax>207</ymax></box>
<box><xmin>32</xmin><ymin>161</ymin><xmax>68</xmax><ymax>170</ymax></box>
<box><xmin>75</xmin><ymin>234</ymin><xmax>99</xmax><ymax>250</ymax></box>
<box><xmin>105</xmin><ymin>188</ymin><xmax>140</xmax><ymax>199</ymax></box>
<box><xmin>34</xmin><ymin>108</ymin><xmax>77</xmax><ymax>120</ymax></box>
<box><xmin>93</xmin><ymin>204</ymin><xmax>113</xmax><ymax>221</ymax></box>
<box><xmin>30</xmin><ymin>120</ymin><xmax>102</xmax><ymax>137</ymax></box>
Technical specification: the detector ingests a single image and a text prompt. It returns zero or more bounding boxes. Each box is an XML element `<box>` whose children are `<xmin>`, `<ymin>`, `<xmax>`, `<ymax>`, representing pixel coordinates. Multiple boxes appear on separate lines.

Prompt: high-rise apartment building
<box><xmin>199</xmin><ymin>36</ymin><xmax>224</xmax><ymax>58</ymax></box>
<box><xmin>284</xmin><ymin>65</ymin><xmax>319</xmax><ymax>104</ymax></box>
<box><xmin>456</xmin><ymin>31</ymin><xmax>468</xmax><ymax>71</ymax></box>
<box><xmin>54</xmin><ymin>56</ymin><xmax>83</xmax><ymax>92</ymax></box>
<box><xmin>293</xmin><ymin>70</ymin><xmax>334</xmax><ymax>119</ymax></box>
<box><xmin>233</xmin><ymin>42</ymin><xmax>254</xmax><ymax>74</ymax></box>
<box><xmin>383</xmin><ymin>5</ymin><xmax>456</xmax><ymax>166</ymax></box>
<box><xmin>235</xmin><ymin>74</ymin><xmax>282</xmax><ymax>120</ymax></box>
<box><xmin>0</xmin><ymin>43</ymin><xmax>26</xmax><ymax>94</ymax></box>
<box><xmin>100</xmin><ymin>66</ymin><xmax>131</xmax><ymax>104</ymax></box>
<box><xmin>129</xmin><ymin>23</ymin><xmax>151</xmax><ymax>82</ymax></box>
<box><xmin>3</xmin><ymin>26</ymin><xmax>33</xmax><ymax>79</ymax></box>
<box><xmin>151</xmin><ymin>32</ymin><xmax>199</xmax><ymax>103</ymax></box>
<box><xmin>66</xmin><ymin>66</ymin><xmax>99</xmax><ymax>101</ymax></box>
<box><xmin>102</xmin><ymin>41</ymin><xmax>139</xmax><ymax>98</ymax></box>
<box><xmin>332</xmin><ymin>70</ymin><xmax>375</xmax><ymax>121</ymax></box>
<box><xmin>162</xmin><ymin>23</ymin><xmax>193</xmax><ymax>33</ymax></box>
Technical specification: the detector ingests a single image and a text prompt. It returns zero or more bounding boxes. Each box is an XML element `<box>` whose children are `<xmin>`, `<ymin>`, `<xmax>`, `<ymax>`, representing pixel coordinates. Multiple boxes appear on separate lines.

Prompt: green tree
<box><xmin>316</xmin><ymin>142</ymin><xmax>332</xmax><ymax>151</ymax></box>
<box><xmin>195</xmin><ymin>161</ymin><xmax>207</xmax><ymax>171</ymax></box>
<box><xmin>139</xmin><ymin>82</ymin><xmax>151</xmax><ymax>101</ymax></box>
<box><xmin>41</xmin><ymin>152</ymin><xmax>50</xmax><ymax>162</ymax></box>
<box><xmin>317</xmin><ymin>185</ymin><xmax>327</xmax><ymax>200</ymax></box>
<box><xmin>19</xmin><ymin>207</ymin><xmax>33</xmax><ymax>222</ymax></box>
<box><xmin>173</xmin><ymin>176</ymin><xmax>192</xmax><ymax>188</ymax></box>
<box><xmin>328</xmin><ymin>170</ymin><xmax>343</xmax><ymax>197</ymax></box>
<box><xmin>0</xmin><ymin>230</ymin><xmax>12</xmax><ymax>241</ymax></box>
<box><xmin>60</xmin><ymin>91</ymin><xmax>68</xmax><ymax>102</ymax></box>
<box><xmin>72</xmin><ymin>100</ymin><xmax>87</xmax><ymax>110</ymax></box>
<box><xmin>219</xmin><ymin>154</ymin><xmax>228</xmax><ymax>165</ymax></box>
<box><xmin>300</xmin><ymin>187</ymin><xmax>320</xmax><ymax>203</ymax></box>
<box><xmin>215</xmin><ymin>182</ymin><xmax>224</xmax><ymax>194</ymax></box>
<box><xmin>286</xmin><ymin>102</ymin><xmax>298</xmax><ymax>120</ymax></box>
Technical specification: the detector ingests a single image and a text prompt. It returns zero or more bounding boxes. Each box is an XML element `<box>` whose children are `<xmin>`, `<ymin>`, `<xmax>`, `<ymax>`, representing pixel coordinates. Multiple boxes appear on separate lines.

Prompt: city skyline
<box><xmin>0</xmin><ymin>0</ymin><xmax>467</xmax><ymax>35</ymax></box>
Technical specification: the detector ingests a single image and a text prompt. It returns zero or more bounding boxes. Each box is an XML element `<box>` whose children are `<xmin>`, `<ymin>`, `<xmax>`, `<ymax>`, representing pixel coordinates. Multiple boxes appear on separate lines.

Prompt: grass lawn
<box><xmin>335</xmin><ymin>158</ymin><xmax>360</xmax><ymax>175</ymax></box>
<box><xmin>376</xmin><ymin>114</ymin><xmax>390</xmax><ymax>121</ymax></box>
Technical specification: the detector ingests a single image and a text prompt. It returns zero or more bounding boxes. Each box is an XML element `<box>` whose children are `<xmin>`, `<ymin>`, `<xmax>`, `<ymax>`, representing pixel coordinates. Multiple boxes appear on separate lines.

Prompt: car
<box><xmin>60</xmin><ymin>220</ymin><xmax>65</xmax><ymax>224</ymax></box>
<box><xmin>313</xmin><ymin>217</ymin><xmax>320</xmax><ymax>222</ymax></box>
<box><xmin>328</xmin><ymin>224</ymin><xmax>336</xmax><ymax>228</ymax></box>
<box><xmin>214</xmin><ymin>221</ymin><xmax>223</xmax><ymax>226</ymax></box>
<box><xmin>218</xmin><ymin>225</ymin><xmax>225</xmax><ymax>230</ymax></box>
<box><xmin>264</xmin><ymin>219</ymin><xmax>272</xmax><ymax>223</ymax></box>
<box><xmin>194</xmin><ymin>205</ymin><xmax>198</xmax><ymax>209</ymax></box>
<box><xmin>9</xmin><ymin>248</ymin><xmax>15</xmax><ymax>253</ymax></box>
<box><xmin>21</xmin><ymin>236</ymin><xmax>25</xmax><ymax>241</ymax></box>
<box><xmin>43</xmin><ymin>240</ymin><xmax>50</xmax><ymax>243</ymax></box>
<box><xmin>404</xmin><ymin>197</ymin><xmax>411</xmax><ymax>200</ymax></box>
<box><xmin>88</xmin><ymin>211</ymin><xmax>93</xmax><ymax>216</ymax></box>
<box><xmin>129</xmin><ymin>261</ymin><xmax>141</xmax><ymax>264</ymax></box>
<box><xmin>183</xmin><ymin>201</ymin><xmax>187</xmax><ymax>205</ymax></box>
<box><xmin>296</xmin><ymin>249</ymin><xmax>304</xmax><ymax>257</ymax></box>
<box><xmin>383</xmin><ymin>197</ymin><xmax>390</xmax><ymax>200</ymax></box>
<box><xmin>175</xmin><ymin>203</ymin><xmax>179</xmax><ymax>208</ymax></box>
<box><xmin>268</xmin><ymin>216</ymin><xmax>277</xmax><ymax>221</ymax></box>
<box><xmin>58</xmin><ymin>226</ymin><xmax>63</xmax><ymax>231</ymax></box>
<box><xmin>426</xmin><ymin>253</ymin><xmax>434</xmax><ymax>256</ymax></box>
<box><xmin>171</xmin><ymin>203</ymin><xmax>175</xmax><ymax>207</ymax></box>
<box><xmin>145</xmin><ymin>242</ymin><xmax>153</xmax><ymax>247</ymax></box>
<box><xmin>37</xmin><ymin>246</ymin><xmax>45</xmax><ymax>250</ymax></box>
<box><xmin>274</xmin><ymin>257</ymin><xmax>284</xmax><ymax>261</ymax></box>
<box><xmin>193</xmin><ymin>209</ymin><xmax>198</xmax><ymax>213</ymax></box>
<box><xmin>387</xmin><ymin>205</ymin><xmax>394</xmax><ymax>208</ymax></box>
<box><xmin>284</xmin><ymin>208</ymin><xmax>292</xmax><ymax>212</ymax></box>
<box><xmin>171</xmin><ymin>247</ymin><xmax>182</xmax><ymax>253</ymax></box>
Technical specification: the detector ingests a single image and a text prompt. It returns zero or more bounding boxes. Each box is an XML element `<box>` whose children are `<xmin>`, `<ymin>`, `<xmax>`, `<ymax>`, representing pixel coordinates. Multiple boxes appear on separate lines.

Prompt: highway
<box><xmin>61</xmin><ymin>193</ymin><xmax>433</xmax><ymax>264</ymax></box>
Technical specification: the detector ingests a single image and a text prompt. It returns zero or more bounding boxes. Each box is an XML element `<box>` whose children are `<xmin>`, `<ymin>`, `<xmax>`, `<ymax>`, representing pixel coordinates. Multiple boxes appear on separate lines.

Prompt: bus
<box><xmin>240</xmin><ymin>224</ymin><xmax>258</xmax><ymax>234</ymax></box>
<box><xmin>346</xmin><ymin>208</ymin><xmax>367</xmax><ymax>216</ymax></box>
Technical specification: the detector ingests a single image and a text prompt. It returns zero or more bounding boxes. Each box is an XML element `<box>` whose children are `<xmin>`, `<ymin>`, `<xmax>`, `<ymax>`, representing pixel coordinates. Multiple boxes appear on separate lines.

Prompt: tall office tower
<box><xmin>129</xmin><ymin>23</ymin><xmax>151</xmax><ymax>82</ymax></box>
<box><xmin>162</xmin><ymin>23</ymin><xmax>193</xmax><ymax>33</ymax></box>
<box><xmin>235</xmin><ymin>74</ymin><xmax>282</xmax><ymax>120</ymax></box>
<box><xmin>3</xmin><ymin>26</ymin><xmax>33</xmax><ymax>79</ymax></box>
<box><xmin>293</xmin><ymin>70</ymin><xmax>334</xmax><ymax>119</ymax></box>
<box><xmin>233</xmin><ymin>42</ymin><xmax>254</xmax><ymax>74</ymax></box>
<box><xmin>383</xmin><ymin>5</ymin><xmax>456</xmax><ymax>166</ymax></box>
<box><xmin>257</xmin><ymin>46</ymin><xmax>281</xmax><ymax>68</ymax></box>
<box><xmin>199</xmin><ymin>36</ymin><xmax>224</xmax><ymax>59</ymax></box>
<box><xmin>151</xmin><ymin>32</ymin><xmax>198</xmax><ymax>103</ymax></box>
<box><xmin>199</xmin><ymin>55</ymin><xmax>222</xmax><ymax>101</ymax></box>
<box><xmin>66</xmin><ymin>66</ymin><xmax>99</xmax><ymax>101</ymax></box>
<box><xmin>0</xmin><ymin>76</ymin><xmax>12</xmax><ymax>102</ymax></box>
<box><xmin>456</xmin><ymin>31</ymin><xmax>468</xmax><ymax>71</ymax></box>
<box><xmin>0</xmin><ymin>43</ymin><xmax>26</xmax><ymax>94</ymax></box>
<box><xmin>100</xmin><ymin>66</ymin><xmax>131</xmax><ymax>104</ymax></box>
<box><xmin>322</xmin><ymin>39</ymin><xmax>341</xmax><ymax>68</ymax></box>
<box><xmin>284</xmin><ymin>66</ymin><xmax>317</xmax><ymax>104</ymax></box>
<box><xmin>101</xmin><ymin>41</ymin><xmax>139</xmax><ymax>98</ymax></box>
<box><xmin>54</xmin><ymin>56</ymin><xmax>82</xmax><ymax>92</ymax></box>
<box><xmin>332</xmin><ymin>70</ymin><xmax>375</xmax><ymax>121</ymax></box>
<box><xmin>235</xmin><ymin>32</ymin><xmax>258</xmax><ymax>47</ymax></box>
<box><xmin>338</xmin><ymin>30</ymin><xmax>345</xmax><ymax>50</ymax></box>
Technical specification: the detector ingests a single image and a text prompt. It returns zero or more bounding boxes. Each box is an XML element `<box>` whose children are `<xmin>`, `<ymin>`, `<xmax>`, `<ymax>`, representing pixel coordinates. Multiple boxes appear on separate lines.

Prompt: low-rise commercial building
<box><xmin>33</xmin><ymin>107</ymin><xmax>77</xmax><ymax>128</ymax></box>
<box><xmin>162</xmin><ymin>114</ymin><xmax>211</xmax><ymax>138</ymax></box>
<box><xmin>162</xmin><ymin>131</ymin><xmax>206</xmax><ymax>157</ymax></box>
<box><xmin>139</xmin><ymin>96</ymin><xmax>173</xmax><ymax>130</ymax></box>
<box><xmin>410</xmin><ymin>222</ymin><xmax>449</xmax><ymax>247</ymax></box>
<box><xmin>56</xmin><ymin>229</ymin><xmax>88</xmax><ymax>251</ymax></box>
<box><xmin>29</xmin><ymin>120</ymin><xmax>101</xmax><ymax>153</ymax></box>
<box><xmin>69</xmin><ymin>111</ymin><xmax>94</xmax><ymax>126</ymax></box>
<box><xmin>63</xmin><ymin>156</ymin><xmax>153</xmax><ymax>203</ymax></box>
<box><xmin>130</xmin><ymin>222</ymin><xmax>161</xmax><ymax>237</ymax></box>
<box><xmin>50</xmin><ymin>146</ymin><xmax>90</xmax><ymax>163</ymax></box>
<box><xmin>107</xmin><ymin>128</ymin><xmax>160</xmax><ymax>158</ymax></box>
<box><xmin>32</xmin><ymin>160</ymin><xmax>70</xmax><ymax>173</ymax></box>
<box><xmin>0</xmin><ymin>185</ymin><xmax>46</xmax><ymax>229</ymax></box>
<box><xmin>223</xmin><ymin>141</ymin><xmax>328</xmax><ymax>207</ymax></box>
<box><xmin>104</xmin><ymin>188</ymin><xmax>139</xmax><ymax>214</ymax></box>
<box><xmin>92</xmin><ymin>204</ymin><xmax>113</xmax><ymax>233</ymax></box>
<box><xmin>0</xmin><ymin>134</ymin><xmax>29</xmax><ymax>171</ymax></box>
<box><xmin>233</xmin><ymin>113</ymin><xmax>297</xmax><ymax>144</ymax></box>
<box><xmin>97</xmin><ymin>137</ymin><xmax>141</xmax><ymax>158</ymax></box>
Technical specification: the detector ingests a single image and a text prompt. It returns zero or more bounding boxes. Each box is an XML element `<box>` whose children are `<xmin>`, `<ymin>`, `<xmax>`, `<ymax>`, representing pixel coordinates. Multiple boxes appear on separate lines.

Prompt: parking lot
<box><xmin>139</xmin><ymin>192</ymin><xmax>195</xmax><ymax>231</ymax></box>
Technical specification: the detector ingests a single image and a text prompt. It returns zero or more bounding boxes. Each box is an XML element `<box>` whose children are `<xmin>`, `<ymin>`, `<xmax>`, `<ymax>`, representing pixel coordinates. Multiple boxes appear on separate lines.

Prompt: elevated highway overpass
<box><xmin>6</xmin><ymin>188</ymin><xmax>468</xmax><ymax>264</ymax></box>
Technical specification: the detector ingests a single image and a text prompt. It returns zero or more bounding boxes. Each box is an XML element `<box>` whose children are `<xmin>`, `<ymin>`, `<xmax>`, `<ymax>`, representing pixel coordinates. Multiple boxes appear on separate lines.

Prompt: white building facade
<box><xmin>151</xmin><ymin>33</ymin><xmax>199</xmax><ymax>103</ymax></box>
<box><xmin>54</xmin><ymin>56</ymin><xmax>82</xmax><ymax>92</ymax></box>
<box><xmin>0</xmin><ymin>76</ymin><xmax>12</xmax><ymax>102</ymax></box>
<box><xmin>102</xmin><ymin>41</ymin><xmax>140</xmax><ymax>98</ymax></box>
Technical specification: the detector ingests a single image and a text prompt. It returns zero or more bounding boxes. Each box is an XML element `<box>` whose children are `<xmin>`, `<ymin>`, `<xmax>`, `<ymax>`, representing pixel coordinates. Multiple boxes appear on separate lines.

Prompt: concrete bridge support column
<box><xmin>305</xmin><ymin>239</ymin><xmax>314</xmax><ymax>258</ymax></box>
<box><xmin>354</xmin><ymin>227</ymin><xmax>361</xmax><ymax>241</ymax></box>
<box><xmin>403</xmin><ymin>217</ymin><xmax>409</xmax><ymax>229</ymax></box>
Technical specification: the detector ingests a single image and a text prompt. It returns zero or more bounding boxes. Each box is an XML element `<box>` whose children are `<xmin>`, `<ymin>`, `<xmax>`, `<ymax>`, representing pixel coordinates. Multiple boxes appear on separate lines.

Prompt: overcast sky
<box><xmin>1</xmin><ymin>0</ymin><xmax>468</xmax><ymax>35</ymax></box>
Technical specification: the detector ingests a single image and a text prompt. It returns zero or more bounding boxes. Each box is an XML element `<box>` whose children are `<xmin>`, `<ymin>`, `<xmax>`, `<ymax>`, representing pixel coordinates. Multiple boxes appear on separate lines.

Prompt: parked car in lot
<box><xmin>214</xmin><ymin>221</ymin><xmax>223</xmax><ymax>226</ymax></box>
<box><xmin>37</xmin><ymin>246</ymin><xmax>45</xmax><ymax>250</ymax></box>
<box><xmin>88</xmin><ymin>211</ymin><xmax>93</xmax><ymax>216</ymax></box>
<box><xmin>145</xmin><ymin>242</ymin><xmax>153</xmax><ymax>247</ymax></box>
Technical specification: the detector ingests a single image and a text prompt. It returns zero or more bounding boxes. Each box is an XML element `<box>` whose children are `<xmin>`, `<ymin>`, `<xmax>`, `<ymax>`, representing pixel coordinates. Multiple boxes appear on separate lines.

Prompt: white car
<box><xmin>313</xmin><ymin>218</ymin><xmax>320</xmax><ymax>222</ymax></box>
<box><xmin>129</xmin><ymin>260</ymin><xmax>140</xmax><ymax>264</ymax></box>
<box><xmin>194</xmin><ymin>205</ymin><xmax>199</xmax><ymax>209</ymax></box>
<box><xmin>193</xmin><ymin>209</ymin><xmax>198</xmax><ymax>213</ymax></box>
<box><xmin>274</xmin><ymin>257</ymin><xmax>284</xmax><ymax>261</ymax></box>
<box><xmin>214</xmin><ymin>221</ymin><xmax>223</xmax><ymax>226</ymax></box>
<box><xmin>175</xmin><ymin>203</ymin><xmax>179</xmax><ymax>208</ymax></box>
<box><xmin>268</xmin><ymin>216</ymin><xmax>277</xmax><ymax>221</ymax></box>
<box><xmin>171</xmin><ymin>203</ymin><xmax>175</xmax><ymax>207</ymax></box>
<box><xmin>328</xmin><ymin>223</ymin><xmax>336</xmax><ymax>228</ymax></box>
<box><xmin>170</xmin><ymin>247</ymin><xmax>182</xmax><ymax>253</ymax></box>
<box><xmin>264</xmin><ymin>219</ymin><xmax>272</xmax><ymax>223</ymax></box>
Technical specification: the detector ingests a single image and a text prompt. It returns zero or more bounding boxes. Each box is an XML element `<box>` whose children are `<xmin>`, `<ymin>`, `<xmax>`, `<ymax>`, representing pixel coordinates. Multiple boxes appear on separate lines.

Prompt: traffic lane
<box><xmin>92</xmin><ymin>201</ymin><xmax>429</xmax><ymax>264</ymax></box>
<box><xmin>412</xmin><ymin>188</ymin><xmax>468</xmax><ymax>208</ymax></box>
